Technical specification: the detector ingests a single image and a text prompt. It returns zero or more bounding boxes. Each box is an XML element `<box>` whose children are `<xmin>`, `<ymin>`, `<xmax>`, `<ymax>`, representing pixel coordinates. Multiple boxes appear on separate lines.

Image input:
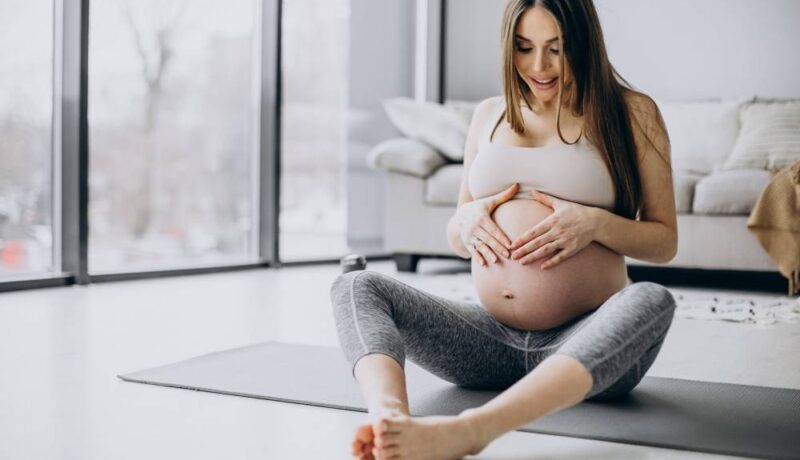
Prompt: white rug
<box><xmin>393</xmin><ymin>271</ymin><xmax>800</xmax><ymax>326</ymax></box>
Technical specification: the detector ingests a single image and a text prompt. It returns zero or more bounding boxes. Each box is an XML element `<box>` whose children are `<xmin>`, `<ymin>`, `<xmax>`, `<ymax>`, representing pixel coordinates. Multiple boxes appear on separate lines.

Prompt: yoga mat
<box><xmin>118</xmin><ymin>341</ymin><xmax>800</xmax><ymax>460</ymax></box>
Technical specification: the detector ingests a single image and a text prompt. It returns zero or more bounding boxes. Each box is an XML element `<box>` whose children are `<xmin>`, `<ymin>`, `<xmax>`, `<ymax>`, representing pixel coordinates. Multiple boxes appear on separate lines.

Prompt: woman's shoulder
<box><xmin>622</xmin><ymin>89</ymin><xmax>666</xmax><ymax>136</ymax></box>
<box><xmin>466</xmin><ymin>96</ymin><xmax>504</xmax><ymax>133</ymax></box>
<box><xmin>622</xmin><ymin>89</ymin><xmax>660</xmax><ymax>118</ymax></box>
<box><xmin>621</xmin><ymin>89</ymin><xmax>669</xmax><ymax>161</ymax></box>
<box><xmin>473</xmin><ymin>96</ymin><xmax>504</xmax><ymax>120</ymax></box>
<box><xmin>463</xmin><ymin>97</ymin><xmax>504</xmax><ymax>156</ymax></box>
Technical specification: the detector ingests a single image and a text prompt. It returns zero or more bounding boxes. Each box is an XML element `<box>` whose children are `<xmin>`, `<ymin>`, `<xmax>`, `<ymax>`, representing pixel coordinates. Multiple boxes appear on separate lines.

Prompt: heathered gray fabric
<box><xmin>330</xmin><ymin>270</ymin><xmax>676</xmax><ymax>400</ymax></box>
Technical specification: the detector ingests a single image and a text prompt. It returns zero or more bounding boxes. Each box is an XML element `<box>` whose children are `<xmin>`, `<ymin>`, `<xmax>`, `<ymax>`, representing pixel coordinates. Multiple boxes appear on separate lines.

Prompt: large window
<box><xmin>88</xmin><ymin>0</ymin><xmax>261</xmax><ymax>273</ymax></box>
<box><xmin>0</xmin><ymin>0</ymin><xmax>55</xmax><ymax>279</ymax></box>
<box><xmin>0</xmin><ymin>0</ymin><xmax>381</xmax><ymax>291</ymax></box>
<box><xmin>279</xmin><ymin>0</ymin><xmax>349</xmax><ymax>261</ymax></box>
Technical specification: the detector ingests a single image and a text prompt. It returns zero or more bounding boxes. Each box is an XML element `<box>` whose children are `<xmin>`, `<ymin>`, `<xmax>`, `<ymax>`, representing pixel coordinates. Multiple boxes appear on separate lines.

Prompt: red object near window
<box><xmin>1</xmin><ymin>241</ymin><xmax>24</xmax><ymax>268</ymax></box>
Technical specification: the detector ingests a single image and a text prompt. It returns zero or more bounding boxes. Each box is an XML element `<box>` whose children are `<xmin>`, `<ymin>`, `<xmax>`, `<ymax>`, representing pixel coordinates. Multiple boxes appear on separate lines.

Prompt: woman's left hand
<box><xmin>509</xmin><ymin>190</ymin><xmax>601</xmax><ymax>269</ymax></box>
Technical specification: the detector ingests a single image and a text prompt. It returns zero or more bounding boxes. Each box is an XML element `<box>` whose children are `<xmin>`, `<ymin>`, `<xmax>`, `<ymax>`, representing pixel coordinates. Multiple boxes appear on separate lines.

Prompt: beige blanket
<box><xmin>747</xmin><ymin>161</ymin><xmax>800</xmax><ymax>296</ymax></box>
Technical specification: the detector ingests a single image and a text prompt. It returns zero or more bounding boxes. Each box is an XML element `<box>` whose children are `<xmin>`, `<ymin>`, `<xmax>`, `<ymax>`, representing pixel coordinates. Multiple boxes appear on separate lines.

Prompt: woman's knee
<box><xmin>330</xmin><ymin>270</ymin><xmax>356</xmax><ymax>297</ymax></box>
<box><xmin>329</xmin><ymin>270</ymin><xmax>386</xmax><ymax>311</ymax></box>
<box><xmin>587</xmin><ymin>364</ymin><xmax>641</xmax><ymax>401</ymax></box>
<box><xmin>331</xmin><ymin>269</ymin><xmax>376</xmax><ymax>293</ymax></box>
<box><xmin>627</xmin><ymin>281</ymin><xmax>677</xmax><ymax>317</ymax></box>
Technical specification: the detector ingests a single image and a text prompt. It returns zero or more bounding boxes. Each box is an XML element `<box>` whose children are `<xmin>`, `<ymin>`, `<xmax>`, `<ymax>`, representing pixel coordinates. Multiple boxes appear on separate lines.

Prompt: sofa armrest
<box><xmin>366</xmin><ymin>138</ymin><xmax>449</xmax><ymax>178</ymax></box>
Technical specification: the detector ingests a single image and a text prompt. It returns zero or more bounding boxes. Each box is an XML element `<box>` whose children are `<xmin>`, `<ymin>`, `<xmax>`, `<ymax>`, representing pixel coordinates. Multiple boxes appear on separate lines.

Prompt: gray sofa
<box><xmin>368</xmin><ymin>97</ymin><xmax>786</xmax><ymax>276</ymax></box>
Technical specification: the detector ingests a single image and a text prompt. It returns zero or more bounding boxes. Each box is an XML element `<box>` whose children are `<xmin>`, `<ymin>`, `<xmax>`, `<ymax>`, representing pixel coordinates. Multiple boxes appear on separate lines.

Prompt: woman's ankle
<box><xmin>457</xmin><ymin>408</ymin><xmax>495</xmax><ymax>455</ymax></box>
<box><xmin>368</xmin><ymin>397</ymin><xmax>410</xmax><ymax>418</ymax></box>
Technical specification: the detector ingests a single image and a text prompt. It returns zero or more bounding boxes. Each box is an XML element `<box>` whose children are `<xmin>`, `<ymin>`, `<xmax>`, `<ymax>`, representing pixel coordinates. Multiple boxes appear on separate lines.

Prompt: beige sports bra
<box><xmin>468</xmin><ymin>97</ymin><xmax>616</xmax><ymax>210</ymax></box>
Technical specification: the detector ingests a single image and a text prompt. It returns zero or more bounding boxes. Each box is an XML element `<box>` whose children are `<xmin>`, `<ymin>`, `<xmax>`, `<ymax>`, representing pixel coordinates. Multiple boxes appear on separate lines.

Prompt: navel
<box><xmin>501</xmin><ymin>288</ymin><xmax>514</xmax><ymax>299</ymax></box>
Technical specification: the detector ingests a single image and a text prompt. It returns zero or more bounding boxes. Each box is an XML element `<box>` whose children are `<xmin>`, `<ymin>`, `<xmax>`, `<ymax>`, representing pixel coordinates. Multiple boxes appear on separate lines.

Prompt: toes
<box><xmin>355</xmin><ymin>423</ymin><xmax>374</xmax><ymax>442</ymax></box>
<box><xmin>378</xmin><ymin>445</ymin><xmax>401</xmax><ymax>459</ymax></box>
<box><xmin>353</xmin><ymin>424</ymin><xmax>376</xmax><ymax>459</ymax></box>
<box><xmin>356</xmin><ymin>442</ymin><xmax>373</xmax><ymax>460</ymax></box>
<box><xmin>369</xmin><ymin>415</ymin><xmax>407</xmax><ymax>458</ymax></box>
<box><xmin>373</xmin><ymin>434</ymin><xmax>398</xmax><ymax>449</ymax></box>
<box><xmin>372</xmin><ymin>446</ymin><xmax>396</xmax><ymax>460</ymax></box>
<box><xmin>372</xmin><ymin>417</ymin><xmax>391</xmax><ymax>435</ymax></box>
<box><xmin>373</xmin><ymin>415</ymin><xmax>406</xmax><ymax>435</ymax></box>
<box><xmin>353</xmin><ymin>439</ymin><xmax>372</xmax><ymax>457</ymax></box>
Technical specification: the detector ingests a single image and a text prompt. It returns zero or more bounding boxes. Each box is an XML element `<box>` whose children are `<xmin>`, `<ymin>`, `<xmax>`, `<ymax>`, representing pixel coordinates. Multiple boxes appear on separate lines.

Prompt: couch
<box><xmin>367</xmin><ymin>96</ymin><xmax>798</xmax><ymax>282</ymax></box>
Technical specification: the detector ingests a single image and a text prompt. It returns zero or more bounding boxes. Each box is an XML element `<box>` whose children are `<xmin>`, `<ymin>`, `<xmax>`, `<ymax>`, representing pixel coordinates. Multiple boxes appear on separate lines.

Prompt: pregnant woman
<box><xmin>330</xmin><ymin>1</ymin><xmax>678</xmax><ymax>458</ymax></box>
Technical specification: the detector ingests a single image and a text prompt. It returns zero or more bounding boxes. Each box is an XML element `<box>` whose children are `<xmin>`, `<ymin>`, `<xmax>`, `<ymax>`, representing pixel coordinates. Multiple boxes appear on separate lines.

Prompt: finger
<box><xmin>475</xmin><ymin>226</ymin><xmax>510</xmax><ymax>258</ymax></box>
<box><xmin>520</xmin><ymin>240</ymin><xmax>562</xmax><ymax>264</ymax></box>
<box><xmin>357</xmin><ymin>442</ymin><xmax>369</xmax><ymax>459</ymax></box>
<box><xmin>511</xmin><ymin>228</ymin><xmax>557</xmax><ymax>255</ymax></box>
<box><xmin>541</xmin><ymin>249</ymin><xmax>572</xmax><ymax>269</ymax></box>
<box><xmin>480</xmin><ymin>218</ymin><xmax>514</xmax><ymax>249</ymax></box>
<box><xmin>490</xmin><ymin>182</ymin><xmax>519</xmax><ymax>207</ymax></box>
<box><xmin>522</xmin><ymin>231</ymin><xmax>559</xmax><ymax>256</ymax></box>
<box><xmin>511</xmin><ymin>229</ymin><xmax>557</xmax><ymax>257</ymax></box>
<box><xmin>510</xmin><ymin>222</ymin><xmax>552</xmax><ymax>252</ymax></box>
<box><xmin>467</xmin><ymin>239</ymin><xmax>488</xmax><ymax>266</ymax></box>
<box><xmin>474</xmin><ymin>238</ymin><xmax>499</xmax><ymax>264</ymax></box>
<box><xmin>530</xmin><ymin>189</ymin><xmax>556</xmax><ymax>207</ymax></box>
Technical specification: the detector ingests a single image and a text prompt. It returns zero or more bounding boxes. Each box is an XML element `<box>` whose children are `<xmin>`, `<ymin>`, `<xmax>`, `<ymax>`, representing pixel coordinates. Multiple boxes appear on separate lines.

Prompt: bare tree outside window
<box><xmin>0</xmin><ymin>0</ymin><xmax>54</xmax><ymax>278</ymax></box>
<box><xmin>89</xmin><ymin>0</ymin><xmax>259</xmax><ymax>272</ymax></box>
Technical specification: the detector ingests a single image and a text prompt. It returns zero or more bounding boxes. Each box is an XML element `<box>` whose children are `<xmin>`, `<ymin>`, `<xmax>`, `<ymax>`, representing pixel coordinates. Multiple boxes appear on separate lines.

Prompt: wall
<box><xmin>445</xmin><ymin>0</ymin><xmax>800</xmax><ymax>101</ymax></box>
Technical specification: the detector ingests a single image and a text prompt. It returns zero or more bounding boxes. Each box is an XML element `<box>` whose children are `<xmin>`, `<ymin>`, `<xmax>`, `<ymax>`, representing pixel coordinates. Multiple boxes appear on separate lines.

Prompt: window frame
<box><xmin>1</xmin><ymin>0</ymin><xmax>432</xmax><ymax>293</ymax></box>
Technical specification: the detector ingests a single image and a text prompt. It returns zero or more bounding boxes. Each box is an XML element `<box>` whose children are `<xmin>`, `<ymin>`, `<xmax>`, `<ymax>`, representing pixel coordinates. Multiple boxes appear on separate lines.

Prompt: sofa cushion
<box><xmin>383</xmin><ymin>98</ymin><xmax>469</xmax><ymax>162</ymax></box>
<box><xmin>673</xmin><ymin>171</ymin><xmax>703</xmax><ymax>214</ymax></box>
<box><xmin>424</xmin><ymin>164</ymin><xmax>462</xmax><ymax>205</ymax></box>
<box><xmin>444</xmin><ymin>100</ymin><xmax>480</xmax><ymax>128</ymax></box>
<box><xmin>722</xmin><ymin>100</ymin><xmax>800</xmax><ymax>173</ymax></box>
<box><xmin>366</xmin><ymin>138</ymin><xmax>447</xmax><ymax>178</ymax></box>
<box><xmin>655</xmin><ymin>97</ymin><xmax>749</xmax><ymax>174</ymax></box>
<box><xmin>693</xmin><ymin>169</ymin><xmax>772</xmax><ymax>215</ymax></box>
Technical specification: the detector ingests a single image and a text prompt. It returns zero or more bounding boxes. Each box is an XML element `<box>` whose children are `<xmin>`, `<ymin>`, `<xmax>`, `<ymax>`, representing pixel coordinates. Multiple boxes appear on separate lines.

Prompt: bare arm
<box><xmin>591</xmin><ymin>92</ymin><xmax>678</xmax><ymax>263</ymax></box>
<box><xmin>446</xmin><ymin>97</ymin><xmax>501</xmax><ymax>259</ymax></box>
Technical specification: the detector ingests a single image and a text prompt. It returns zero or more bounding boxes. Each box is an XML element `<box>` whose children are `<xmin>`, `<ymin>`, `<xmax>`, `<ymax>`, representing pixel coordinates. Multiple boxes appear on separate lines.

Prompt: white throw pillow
<box><xmin>383</xmin><ymin>97</ymin><xmax>469</xmax><ymax>162</ymax></box>
<box><xmin>366</xmin><ymin>138</ymin><xmax>447</xmax><ymax>178</ymax></box>
<box><xmin>655</xmin><ymin>97</ymin><xmax>750</xmax><ymax>174</ymax></box>
<box><xmin>722</xmin><ymin>100</ymin><xmax>800</xmax><ymax>173</ymax></box>
<box><xmin>444</xmin><ymin>99</ymin><xmax>480</xmax><ymax>128</ymax></box>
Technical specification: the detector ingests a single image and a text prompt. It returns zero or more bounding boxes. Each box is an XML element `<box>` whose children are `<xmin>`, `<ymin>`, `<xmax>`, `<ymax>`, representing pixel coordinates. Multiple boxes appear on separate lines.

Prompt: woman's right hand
<box><xmin>454</xmin><ymin>182</ymin><xmax>519</xmax><ymax>266</ymax></box>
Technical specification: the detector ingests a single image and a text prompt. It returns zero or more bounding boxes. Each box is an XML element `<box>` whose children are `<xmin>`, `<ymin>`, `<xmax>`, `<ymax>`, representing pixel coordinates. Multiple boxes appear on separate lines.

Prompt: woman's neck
<box><xmin>521</xmin><ymin>91</ymin><xmax>576</xmax><ymax>117</ymax></box>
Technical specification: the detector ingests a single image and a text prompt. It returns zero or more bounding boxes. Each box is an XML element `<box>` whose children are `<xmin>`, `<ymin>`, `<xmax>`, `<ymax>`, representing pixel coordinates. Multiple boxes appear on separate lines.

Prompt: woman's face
<box><xmin>513</xmin><ymin>6</ymin><xmax>573</xmax><ymax>107</ymax></box>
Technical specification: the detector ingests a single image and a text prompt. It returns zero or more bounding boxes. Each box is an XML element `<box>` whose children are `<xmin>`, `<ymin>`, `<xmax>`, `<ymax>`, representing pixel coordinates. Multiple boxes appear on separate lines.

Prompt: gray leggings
<box><xmin>329</xmin><ymin>270</ymin><xmax>676</xmax><ymax>400</ymax></box>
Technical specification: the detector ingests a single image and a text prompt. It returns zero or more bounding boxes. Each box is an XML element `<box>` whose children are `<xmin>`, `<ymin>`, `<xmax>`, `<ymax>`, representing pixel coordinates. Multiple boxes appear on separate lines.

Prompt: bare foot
<box><xmin>370</xmin><ymin>412</ymin><xmax>490</xmax><ymax>460</ymax></box>
<box><xmin>352</xmin><ymin>405</ymin><xmax>408</xmax><ymax>459</ymax></box>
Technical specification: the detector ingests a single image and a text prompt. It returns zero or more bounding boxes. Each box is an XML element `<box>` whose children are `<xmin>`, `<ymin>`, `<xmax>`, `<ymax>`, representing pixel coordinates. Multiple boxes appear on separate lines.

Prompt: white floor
<box><xmin>0</xmin><ymin>259</ymin><xmax>797</xmax><ymax>460</ymax></box>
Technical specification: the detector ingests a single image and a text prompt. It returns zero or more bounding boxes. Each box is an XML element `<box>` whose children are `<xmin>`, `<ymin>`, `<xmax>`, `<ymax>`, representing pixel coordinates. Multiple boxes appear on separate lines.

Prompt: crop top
<box><xmin>467</xmin><ymin>98</ymin><xmax>617</xmax><ymax>211</ymax></box>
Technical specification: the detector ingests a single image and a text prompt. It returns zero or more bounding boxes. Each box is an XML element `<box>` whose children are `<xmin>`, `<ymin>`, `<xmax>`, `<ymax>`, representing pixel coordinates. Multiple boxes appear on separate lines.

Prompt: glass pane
<box><xmin>0</xmin><ymin>0</ymin><xmax>55</xmax><ymax>278</ymax></box>
<box><xmin>279</xmin><ymin>0</ymin><xmax>353</xmax><ymax>261</ymax></box>
<box><xmin>88</xmin><ymin>0</ymin><xmax>260</xmax><ymax>272</ymax></box>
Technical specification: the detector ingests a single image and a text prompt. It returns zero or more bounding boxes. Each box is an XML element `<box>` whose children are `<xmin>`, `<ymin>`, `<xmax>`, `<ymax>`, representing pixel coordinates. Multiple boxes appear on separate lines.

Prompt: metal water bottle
<box><xmin>340</xmin><ymin>254</ymin><xmax>367</xmax><ymax>273</ymax></box>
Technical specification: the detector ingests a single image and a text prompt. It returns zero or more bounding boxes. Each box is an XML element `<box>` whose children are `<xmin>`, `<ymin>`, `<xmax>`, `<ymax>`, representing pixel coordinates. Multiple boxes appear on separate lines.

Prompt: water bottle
<box><xmin>341</xmin><ymin>254</ymin><xmax>367</xmax><ymax>273</ymax></box>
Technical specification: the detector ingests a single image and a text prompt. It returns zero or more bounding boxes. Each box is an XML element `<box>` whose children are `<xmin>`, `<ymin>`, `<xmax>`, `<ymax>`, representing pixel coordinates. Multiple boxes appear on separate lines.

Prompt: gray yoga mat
<box><xmin>118</xmin><ymin>341</ymin><xmax>800</xmax><ymax>460</ymax></box>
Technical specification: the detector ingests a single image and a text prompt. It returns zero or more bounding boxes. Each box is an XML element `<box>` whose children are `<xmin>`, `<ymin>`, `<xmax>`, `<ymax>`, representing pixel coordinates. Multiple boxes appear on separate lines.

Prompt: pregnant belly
<box><xmin>471</xmin><ymin>199</ymin><xmax>628</xmax><ymax>331</ymax></box>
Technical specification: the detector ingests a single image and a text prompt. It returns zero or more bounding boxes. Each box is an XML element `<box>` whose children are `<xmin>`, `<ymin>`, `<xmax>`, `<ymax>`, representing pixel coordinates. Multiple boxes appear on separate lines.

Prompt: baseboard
<box><xmin>378</xmin><ymin>252</ymin><xmax>790</xmax><ymax>295</ymax></box>
<box><xmin>627</xmin><ymin>265</ymin><xmax>788</xmax><ymax>294</ymax></box>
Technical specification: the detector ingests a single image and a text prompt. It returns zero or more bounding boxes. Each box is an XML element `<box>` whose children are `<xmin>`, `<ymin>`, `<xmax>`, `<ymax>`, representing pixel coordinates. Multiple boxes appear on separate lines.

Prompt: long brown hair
<box><xmin>499</xmin><ymin>0</ymin><xmax>660</xmax><ymax>219</ymax></box>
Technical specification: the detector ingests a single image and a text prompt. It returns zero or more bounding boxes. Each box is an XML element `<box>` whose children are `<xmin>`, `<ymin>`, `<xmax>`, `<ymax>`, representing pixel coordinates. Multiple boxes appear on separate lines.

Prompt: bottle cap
<box><xmin>340</xmin><ymin>254</ymin><xmax>367</xmax><ymax>273</ymax></box>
